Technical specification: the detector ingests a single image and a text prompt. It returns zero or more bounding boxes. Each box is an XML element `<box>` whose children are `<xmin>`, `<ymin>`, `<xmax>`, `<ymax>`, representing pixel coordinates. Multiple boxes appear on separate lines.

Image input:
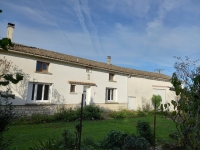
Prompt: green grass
<box><xmin>5</xmin><ymin>115</ymin><xmax>176</xmax><ymax>150</ymax></box>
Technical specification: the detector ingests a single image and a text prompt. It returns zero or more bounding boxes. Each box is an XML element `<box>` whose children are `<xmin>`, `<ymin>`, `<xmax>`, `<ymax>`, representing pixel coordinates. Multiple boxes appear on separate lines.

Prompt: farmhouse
<box><xmin>0</xmin><ymin>23</ymin><xmax>175</xmax><ymax>116</ymax></box>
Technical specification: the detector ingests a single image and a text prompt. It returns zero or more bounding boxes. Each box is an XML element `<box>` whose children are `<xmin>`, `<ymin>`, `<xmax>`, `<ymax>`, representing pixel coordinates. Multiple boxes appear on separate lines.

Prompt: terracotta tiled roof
<box><xmin>68</xmin><ymin>81</ymin><xmax>96</xmax><ymax>86</ymax></box>
<box><xmin>7</xmin><ymin>43</ymin><xmax>171</xmax><ymax>81</ymax></box>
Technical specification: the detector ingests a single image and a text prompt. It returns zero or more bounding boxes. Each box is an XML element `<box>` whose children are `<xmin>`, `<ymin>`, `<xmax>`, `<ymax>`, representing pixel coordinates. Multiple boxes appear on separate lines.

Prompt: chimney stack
<box><xmin>7</xmin><ymin>23</ymin><xmax>15</xmax><ymax>41</ymax></box>
<box><xmin>107</xmin><ymin>56</ymin><xmax>111</xmax><ymax>65</ymax></box>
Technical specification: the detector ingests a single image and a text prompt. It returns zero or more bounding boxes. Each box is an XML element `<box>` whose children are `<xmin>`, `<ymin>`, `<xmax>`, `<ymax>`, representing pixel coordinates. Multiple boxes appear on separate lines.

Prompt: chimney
<box><xmin>7</xmin><ymin>23</ymin><xmax>15</xmax><ymax>41</ymax></box>
<box><xmin>107</xmin><ymin>56</ymin><xmax>111</xmax><ymax>65</ymax></box>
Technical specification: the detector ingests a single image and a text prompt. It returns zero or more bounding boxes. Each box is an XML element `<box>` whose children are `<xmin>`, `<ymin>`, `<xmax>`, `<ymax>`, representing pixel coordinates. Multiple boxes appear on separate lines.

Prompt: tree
<box><xmin>0</xmin><ymin>10</ymin><xmax>23</xmax><ymax>149</ymax></box>
<box><xmin>151</xmin><ymin>94</ymin><xmax>162</xmax><ymax>109</ymax></box>
<box><xmin>161</xmin><ymin>57</ymin><xmax>200</xmax><ymax>149</ymax></box>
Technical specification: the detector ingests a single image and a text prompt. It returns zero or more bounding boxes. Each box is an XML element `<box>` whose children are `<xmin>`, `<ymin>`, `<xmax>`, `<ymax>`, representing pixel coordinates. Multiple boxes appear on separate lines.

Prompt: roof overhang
<box><xmin>68</xmin><ymin>81</ymin><xmax>96</xmax><ymax>86</ymax></box>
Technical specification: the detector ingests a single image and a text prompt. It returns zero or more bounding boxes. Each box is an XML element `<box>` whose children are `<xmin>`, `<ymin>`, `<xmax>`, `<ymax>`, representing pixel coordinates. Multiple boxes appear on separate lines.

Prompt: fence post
<box><xmin>154</xmin><ymin>101</ymin><xmax>156</xmax><ymax>150</ymax></box>
<box><xmin>78</xmin><ymin>94</ymin><xmax>84</xmax><ymax>150</ymax></box>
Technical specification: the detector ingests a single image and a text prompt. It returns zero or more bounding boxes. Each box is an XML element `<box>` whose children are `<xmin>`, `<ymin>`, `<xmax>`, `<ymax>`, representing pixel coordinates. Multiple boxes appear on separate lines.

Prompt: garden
<box><xmin>5</xmin><ymin>108</ymin><xmax>176</xmax><ymax>150</ymax></box>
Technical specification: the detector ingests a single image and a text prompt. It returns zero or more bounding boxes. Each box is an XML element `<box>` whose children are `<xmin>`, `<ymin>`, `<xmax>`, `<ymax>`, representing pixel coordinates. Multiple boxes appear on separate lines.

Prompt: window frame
<box><xmin>109</xmin><ymin>73</ymin><xmax>115</xmax><ymax>81</ymax></box>
<box><xmin>36</xmin><ymin>61</ymin><xmax>49</xmax><ymax>73</ymax></box>
<box><xmin>30</xmin><ymin>83</ymin><xmax>51</xmax><ymax>103</ymax></box>
<box><xmin>105</xmin><ymin>88</ymin><xmax>116</xmax><ymax>102</ymax></box>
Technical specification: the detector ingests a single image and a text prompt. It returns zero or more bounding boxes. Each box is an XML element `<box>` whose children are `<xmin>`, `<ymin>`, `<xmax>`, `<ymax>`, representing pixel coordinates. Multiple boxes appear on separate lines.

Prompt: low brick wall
<box><xmin>11</xmin><ymin>103</ymin><xmax>127</xmax><ymax>116</ymax></box>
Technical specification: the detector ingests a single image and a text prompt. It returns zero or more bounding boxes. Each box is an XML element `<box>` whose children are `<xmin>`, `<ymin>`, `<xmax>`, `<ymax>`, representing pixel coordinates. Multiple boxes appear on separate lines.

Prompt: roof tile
<box><xmin>7</xmin><ymin>43</ymin><xmax>171</xmax><ymax>81</ymax></box>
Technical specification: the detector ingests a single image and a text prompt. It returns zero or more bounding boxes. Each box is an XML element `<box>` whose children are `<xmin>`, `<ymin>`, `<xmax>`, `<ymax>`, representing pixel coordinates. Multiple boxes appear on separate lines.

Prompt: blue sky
<box><xmin>1</xmin><ymin>0</ymin><xmax>200</xmax><ymax>76</ymax></box>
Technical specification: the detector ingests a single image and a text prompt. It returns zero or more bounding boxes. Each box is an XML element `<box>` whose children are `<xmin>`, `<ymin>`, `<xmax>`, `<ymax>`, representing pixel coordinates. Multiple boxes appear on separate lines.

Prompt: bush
<box><xmin>31</xmin><ymin>114</ymin><xmax>52</xmax><ymax>124</ymax></box>
<box><xmin>136</xmin><ymin>120</ymin><xmax>154</xmax><ymax>146</ymax></box>
<box><xmin>151</xmin><ymin>95</ymin><xmax>162</xmax><ymax>109</ymax></box>
<box><xmin>77</xmin><ymin>105</ymin><xmax>103</xmax><ymax>120</ymax></box>
<box><xmin>13</xmin><ymin>115</ymin><xmax>29</xmax><ymax>125</ymax></box>
<box><xmin>53</xmin><ymin>106</ymin><xmax>77</xmax><ymax>122</ymax></box>
<box><xmin>109</xmin><ymin>109</ymin><xmax>136</xmax><ymax>118</ymax></box>
<box><xmin>124</xmin><ymin>135</ymin><xmax>150</xmax><ymax>150</ymax></box>
<box><xmin>61</xmin><ymin>129</ymin><xmax>76</xmax><ymax>149</ymax></box>
<box><xmin>101</xmin><ymin>130</ymin><xmax>129</xmax><ymax>149</ymax></box>
<box><xmin>109</xmin><ymin>109</ymin><xmax>147</xmax><ymax>119</ymax></box>
<box><xmin>82</xmin><ymin>137</ymin><xmax>101</xmax><ymax>150</ymax></box>
<box><xmin>29</xmin><ymin>138</ymin><xmax>63</xmax><ymax>150</ymax></box>
<box><xmin>136</xmin><ymin>111</ymin><xmax>147</xmax><ymax>117</ymax></box>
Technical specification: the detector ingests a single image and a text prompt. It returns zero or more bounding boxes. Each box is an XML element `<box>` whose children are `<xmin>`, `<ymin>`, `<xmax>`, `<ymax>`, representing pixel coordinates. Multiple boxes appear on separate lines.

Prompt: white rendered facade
<box><xmin>0</xmin><ymin>50</ymin><xmax>127</xmax><ymax>110</ymax></box>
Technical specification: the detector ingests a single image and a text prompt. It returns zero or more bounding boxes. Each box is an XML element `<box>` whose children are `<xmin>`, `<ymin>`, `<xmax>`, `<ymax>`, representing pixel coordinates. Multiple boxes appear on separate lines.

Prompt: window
<box><xmin>109</xmin><ymin>73</ymin><xmax>115</xmax><ymax>81</ymax></box>
<box><xmin>86</xmin><ymin>67</ymin><xmax>92</xmax><ymax>73</ymax></box>
<box><xmin>36</xmin><ymin>61</ymin><xmax>49</xmax><ymax>72</ymax></box>
<box><xmin>31</xmin><ymin>83</ymin><xmax>51</xmax><ymax>102</ymax></box>
<box><xmin>106</xmin><ymin>88</ymin><xmax>116</xmax><ymax>101</ymax></box>
<box><xmin>70</xmin><ymin>85</ymin><xmax>76</xmax><ymax>93</ymax></box>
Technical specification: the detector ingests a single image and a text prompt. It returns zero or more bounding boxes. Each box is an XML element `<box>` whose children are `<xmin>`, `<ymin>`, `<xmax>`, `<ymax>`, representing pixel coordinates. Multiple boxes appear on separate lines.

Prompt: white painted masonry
<box><xmin>0</xmin><ymin>45</ymin><xmax>175</xmax><ymax>115</ymax></box>
<box><xmin>0</xmin><ymin>50</ymin><xmax>127</xmax><ymax>111</ymax></box>
<box><xmin>127</xmin><ymin>77</ymin><xmax>176</xmax><ymax>110</ymax></box>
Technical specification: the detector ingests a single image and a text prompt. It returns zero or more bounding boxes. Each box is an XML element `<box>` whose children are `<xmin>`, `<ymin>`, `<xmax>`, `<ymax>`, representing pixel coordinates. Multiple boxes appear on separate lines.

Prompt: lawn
<box><xmin>5</xmin><ymin>115</ymin><xmax>176</xmax><ymax>150</ymax></box>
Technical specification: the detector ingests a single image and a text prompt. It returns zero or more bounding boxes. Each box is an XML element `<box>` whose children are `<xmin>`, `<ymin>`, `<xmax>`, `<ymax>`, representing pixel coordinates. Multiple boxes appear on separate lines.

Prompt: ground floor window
<box><xmin>106</xmin><ymin>88</ymin><xmax>116</xmax><ymax>101</ymax></box>
<box><xmin>31</xmin><ymin>83</ymin><xmax>51</xmax><ymax>102</ymax></box>
<box><xmin>70</xmin><ymin>85</ymin><xmax>76</xmax><ymax>93</ymax></box>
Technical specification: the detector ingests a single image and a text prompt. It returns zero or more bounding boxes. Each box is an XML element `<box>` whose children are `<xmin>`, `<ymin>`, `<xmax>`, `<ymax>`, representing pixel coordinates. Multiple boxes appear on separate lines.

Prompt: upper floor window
<box><xmin>109</xmin><ymin>73</ymin><xmax>115</xmax><ymax>81</ymax></box>
<box><xmin>86</xmin><ymin>67</ymin><xmax>92</xmax><ymax>73</ymax></box>
<box><xmin>36</xmin><ymin>61</ymin><xmax>49</xmax><ymax>73</ymax></box>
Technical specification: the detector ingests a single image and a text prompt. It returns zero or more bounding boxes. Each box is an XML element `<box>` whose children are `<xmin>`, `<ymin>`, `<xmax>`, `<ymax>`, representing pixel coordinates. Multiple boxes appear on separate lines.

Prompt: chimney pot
<box><xmin>107</xmin><ymin>56</ymin><xmax>111</xmax><ymax>65</ymax></box>
<box><xmin>7</xmin><ymin>23</ymin><xmax>15</xmax><ymax>41</ymax></box>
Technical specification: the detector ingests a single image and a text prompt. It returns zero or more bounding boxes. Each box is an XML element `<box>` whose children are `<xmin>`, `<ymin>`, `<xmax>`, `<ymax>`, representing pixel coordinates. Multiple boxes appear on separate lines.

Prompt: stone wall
<box><xmin>11</xmin><ymin>103</ymin><xmax>127</xmax><ymax>116</ymax></box>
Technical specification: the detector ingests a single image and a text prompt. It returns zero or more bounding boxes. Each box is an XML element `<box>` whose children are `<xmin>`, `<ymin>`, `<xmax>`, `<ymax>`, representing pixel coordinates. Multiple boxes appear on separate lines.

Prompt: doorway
<box><xmin>83</xmin><ymin>86</ymin><xmax>90</xmax><ymax>107</ymax></box>
<box><xmin>128</xmin><ymin>96</ymin><xmax>136</xmax><ymax>110</ymax></box>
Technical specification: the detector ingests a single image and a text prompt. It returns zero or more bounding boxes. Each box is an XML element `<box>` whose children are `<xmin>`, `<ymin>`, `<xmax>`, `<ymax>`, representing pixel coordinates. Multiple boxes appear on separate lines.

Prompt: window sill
<box><xmin>105</xmin><ymin>101</ymin><xmax>119</xmax><ymax>104</ymax></box>
<box><xmin>25</xmin><ymin>103</ymin><xmax>55</xmax><ymax>106</ymax></box>
<box><xmin>109</xmin><ymin>80</ymin><xmax>116</xmax><ymax>82</ymax></box>
<box><xmin>70</xmin><ymin>92</ymin><xmax>78</xmax><ymax>94</ymax></box>
<box><xmin>35</xmin><ymin>71</ymin><xmax>52</xmax><ymax>75</ymax></box>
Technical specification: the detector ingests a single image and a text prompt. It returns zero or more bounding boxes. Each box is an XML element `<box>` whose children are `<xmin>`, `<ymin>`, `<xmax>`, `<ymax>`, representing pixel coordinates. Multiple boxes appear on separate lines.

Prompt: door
<box><xmin>128</xmin><ymin>96</ymin><xmax>135</xmax><ymax>110</ymax></box>
<box><xmin>83</xmin><ymin>86</ymin><xmax>91</xmax><ymax>107</ymax></box>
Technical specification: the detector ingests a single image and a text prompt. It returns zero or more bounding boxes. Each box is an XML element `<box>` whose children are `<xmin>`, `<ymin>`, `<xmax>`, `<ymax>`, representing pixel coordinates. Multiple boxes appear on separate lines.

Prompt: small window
<box><xmin>106</xmin><ymin>88</ymin><xmax>116</xmax><ymax>101</ymax></box>
<box><xmin>36</xmin><ymin>61</ymin><xmax>49</xmax><ymax>72</ymax></box>
<box><xmin>70</xmin><ymin>85</ymin><xmax>76</xmax><ymax>93</ymax></box>
<box><xmin>109</xmin><ymin>73</ymin><xmax>114</xmax><ymax>81</ymax></box>
<box><xmin>86</xmin><ymin>67</ymin><xmax>92</xmax><ymax>73</ymax></box>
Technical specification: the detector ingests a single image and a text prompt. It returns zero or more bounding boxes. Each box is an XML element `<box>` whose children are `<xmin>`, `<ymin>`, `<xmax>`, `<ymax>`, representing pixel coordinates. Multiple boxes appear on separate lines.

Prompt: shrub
<box><xmin>31</xmin><ymin>114</ymin><xmax>52</xmax><ymax>124</ymax></box>
<box><xmin>124</xmin><ymin>135</ymin><xmax>150</xmax><ymax>150</ymax></box>
<box><xmin>53</xmin><ymin>106</ymin><xmax>77</xmax><ymax>122</ymax></box>
<box><xmin>61</xmin><ymin>129</ymin><xmax>76</xmax><ymax>149</ymax></box>
<box><xmin>82</xmin><ymin>137</ymin><xmax>101</xmax><ymax>150</ymax></box>
<box><xmin>136</xmin><ymin>111</ymin><xmax>147</xmax><ymax>117</ymax></box>
<box><xmin>29</xmin><ymin>138</ymin><xmax>63</xmax><ymax>150</ymax></box>
<box><xmin>101</xmin><ymin>130</ymin><xmax>129</xmax><ymax>149</ymax></box>
<box><xmin>151</xmin><ymin>95</ymin><xmax>162</xmax><ymax>109</ymax></box>
<box><xmin>109</xmin><ymin>109</ymin><xmax>148</xmax><ymax>119</ymax></box>
<box><xmin>136</xmin><ymin>120</ymin><xmax>154</xmax><ymax>146</ymax></box>
<box><xmin>13</xmin><ymin>115</ymin><xmax>29</xmax><ymax>125</ymax></box>
<box><xmin>109</xmin><ymin>109</ymin><xmax>136</xmax><ymax>118</ymax></box>
<box><xmin>77</xmin><ymin>105</ymin><xmax>103</xmax><ymax>120</ymax></box>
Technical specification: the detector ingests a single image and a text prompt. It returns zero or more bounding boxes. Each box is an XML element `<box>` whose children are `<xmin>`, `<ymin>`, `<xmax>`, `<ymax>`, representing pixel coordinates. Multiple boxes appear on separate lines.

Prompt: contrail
<box><xmin>38</xmin><ymin>0</ymin><xmax>76</xmax><ymax>52</ymax></box>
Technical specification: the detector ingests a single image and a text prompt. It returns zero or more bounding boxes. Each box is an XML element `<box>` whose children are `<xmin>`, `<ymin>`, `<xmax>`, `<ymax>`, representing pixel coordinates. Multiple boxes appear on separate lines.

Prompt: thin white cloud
<box><xmin>70</xmin><ymin>0</ymin><xmax>101</xmax><ymax>54</ymax></box>
<box><xmin>98</xmin><ymin>0</ymin><xmax>151</xmax><ymax>18</ymax></box>
<box><xmin>2</xmin><ymin>1</ymin><xmax>56</xmax><ymax>26</ymax></box>
<box><xmin>70</xmin><ymin>0</ymin><xmax>90</xmax><ymax>35</ymax></box>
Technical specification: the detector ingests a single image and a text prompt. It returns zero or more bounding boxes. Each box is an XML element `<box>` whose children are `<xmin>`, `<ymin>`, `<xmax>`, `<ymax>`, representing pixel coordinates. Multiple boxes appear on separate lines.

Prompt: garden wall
<box><xmin>12</xmin><ymin>103</ymin><xmax>127</xmax><ymax>116</ymax></box>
